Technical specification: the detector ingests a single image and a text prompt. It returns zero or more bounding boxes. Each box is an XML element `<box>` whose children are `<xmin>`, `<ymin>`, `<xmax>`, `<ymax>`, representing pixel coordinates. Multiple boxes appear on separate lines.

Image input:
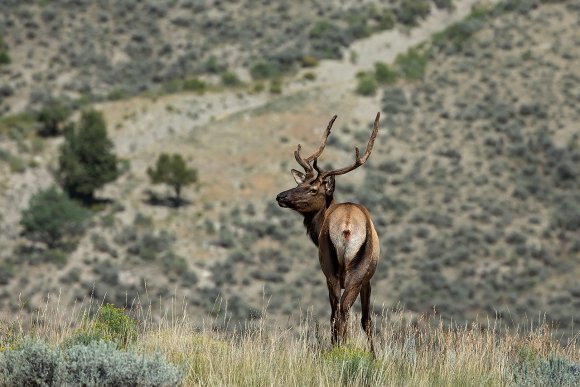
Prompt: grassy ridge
<box><xmin>2</xmin><ymin>300</ymin><xmax>579</xmax><ymax>386</ymax></box>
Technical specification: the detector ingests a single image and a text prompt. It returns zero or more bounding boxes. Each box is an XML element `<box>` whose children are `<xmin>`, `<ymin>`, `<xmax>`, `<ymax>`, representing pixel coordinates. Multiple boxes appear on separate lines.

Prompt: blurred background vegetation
<box><xmin>0</xmin><ymin>0</ymin><xmax>578</xmax><ymax>346</ymax></box>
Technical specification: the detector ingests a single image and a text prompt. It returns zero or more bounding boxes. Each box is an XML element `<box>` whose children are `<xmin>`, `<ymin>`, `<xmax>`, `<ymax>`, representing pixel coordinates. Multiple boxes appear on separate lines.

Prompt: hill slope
<box><xmin>0</xmin><ymin>0</ymin><xmax>579</xmax><ymax>342</ymax></box>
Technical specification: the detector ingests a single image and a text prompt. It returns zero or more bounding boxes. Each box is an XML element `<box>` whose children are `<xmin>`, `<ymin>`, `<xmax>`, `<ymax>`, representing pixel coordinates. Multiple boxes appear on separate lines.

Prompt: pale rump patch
<box><xmin>328</xmin><ymin>207</ymin><xmax>367</xmax><ymax>267</ymax></box>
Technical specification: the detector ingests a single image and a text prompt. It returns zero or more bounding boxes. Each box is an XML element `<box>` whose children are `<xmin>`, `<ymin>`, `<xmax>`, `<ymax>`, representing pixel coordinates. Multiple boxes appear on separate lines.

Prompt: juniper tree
<box><xmin>147</xmin><ymin>153</ymin><xmax>197</xmax><ymax>206</ymax></box>
<box><xmin>20</xmin><ymin>186</ymin><xmax>90</xmax><ymax>250</ymax></box>
<box><xmin>57</xmin><ymin>109</ymin><xmax>120</xmax><ymax>203</ymax></box>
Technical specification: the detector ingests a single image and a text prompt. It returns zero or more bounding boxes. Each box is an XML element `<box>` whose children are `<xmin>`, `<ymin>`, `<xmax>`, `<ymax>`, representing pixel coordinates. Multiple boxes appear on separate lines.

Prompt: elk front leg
<box><xmin>327</xmin><ymin>279</ymin><xmax>341</xmax><ymax>345</ymax></box>
<box><xmin>360</xmin><ymin>280</ymin><xmax>376</xmax><ymax>357</ymax></box>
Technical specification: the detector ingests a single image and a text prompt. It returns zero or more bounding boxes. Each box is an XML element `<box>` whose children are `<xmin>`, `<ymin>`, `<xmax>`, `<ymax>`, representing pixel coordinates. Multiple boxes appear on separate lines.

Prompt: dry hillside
<box><xmin>0</xmin><ymin>0</ymin><xmax>579</xmax><ymax>343</ymax></box>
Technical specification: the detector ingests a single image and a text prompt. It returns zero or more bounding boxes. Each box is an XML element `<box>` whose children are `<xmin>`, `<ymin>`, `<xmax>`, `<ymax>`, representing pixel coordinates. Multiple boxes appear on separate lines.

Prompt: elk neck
<box><xmin>302</xmin><ymin>195</ymin><xmax>335</xmax><ymax>247</ymax></box>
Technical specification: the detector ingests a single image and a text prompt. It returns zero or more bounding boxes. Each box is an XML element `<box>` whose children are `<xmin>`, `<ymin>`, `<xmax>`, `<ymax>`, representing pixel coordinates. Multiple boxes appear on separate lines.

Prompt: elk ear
<box><xmin>291</xmin><ymin>169</ymin><xmax>306</xmax><ymax>184</ymax></box>
<box><xmin>323</xmin><ymin>175</ymin><xmax>335</xmax><ymax>195</ymax></box>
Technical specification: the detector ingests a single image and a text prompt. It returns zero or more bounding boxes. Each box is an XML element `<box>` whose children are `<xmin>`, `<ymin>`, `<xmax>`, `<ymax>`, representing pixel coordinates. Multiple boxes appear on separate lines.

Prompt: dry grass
<box><xmin>3</xmin><ymin>294</ymin><xmax>579</xmax><ymax>386</ymax></box>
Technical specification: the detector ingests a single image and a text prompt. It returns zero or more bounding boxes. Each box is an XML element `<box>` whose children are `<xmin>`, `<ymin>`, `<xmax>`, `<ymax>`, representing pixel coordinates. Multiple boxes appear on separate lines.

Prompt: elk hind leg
<box><xmin>327</xmin><ymin>279</ymin><xmax>341</xmax><ymax>345</ymax></box>
<box><xmin>360</xmin><ymin>280</ymin><xmax>376</xmax><ymax>357</ymax></box>
<box><xmin>338</xmin><ymin>279</ymin><xmax>362</xmax><ymax>345</ymax></box>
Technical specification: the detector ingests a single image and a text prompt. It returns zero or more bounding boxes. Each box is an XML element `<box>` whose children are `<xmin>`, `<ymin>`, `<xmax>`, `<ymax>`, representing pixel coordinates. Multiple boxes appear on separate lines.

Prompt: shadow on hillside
<box><xmin>143</xmin><ymin>189</ymin><xmax>191</xmax><ymax>208</ymax></box>
<box><xmin>89</xmin><ymin>197</ymin><xmax>115</xmax><ymax>206</ymax></box>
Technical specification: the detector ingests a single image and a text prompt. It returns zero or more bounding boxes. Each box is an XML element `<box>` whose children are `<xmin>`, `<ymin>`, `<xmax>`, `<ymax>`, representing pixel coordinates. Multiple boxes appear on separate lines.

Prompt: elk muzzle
<box><xmin>276</xmin><ymin>191</ymin><xmax>291</xmax><ymax>208</ymax></box>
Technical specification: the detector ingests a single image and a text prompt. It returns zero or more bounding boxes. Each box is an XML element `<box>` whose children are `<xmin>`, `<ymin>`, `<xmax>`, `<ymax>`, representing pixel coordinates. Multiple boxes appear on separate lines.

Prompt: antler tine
<box><xmin>304</xmin><ymin>115</ymin><xmax>337</xmax><ymax>162</ymax></box>
<box><xmin>319</xmin><ymin>112</ymin><xmax>380</xmax><ymax>178</ymax></box>
<box><xmin>294</xmin><ymin>115</ymin><xmax>337</xmax><ymax>175</ymax></box>
<box><xmin>294</xmin><ymin>144</ymin><xmax>313</xmax><ymax>173</ymax></box>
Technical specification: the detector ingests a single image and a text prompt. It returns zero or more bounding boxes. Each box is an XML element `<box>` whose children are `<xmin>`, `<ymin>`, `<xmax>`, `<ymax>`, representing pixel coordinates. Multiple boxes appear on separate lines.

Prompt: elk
<box><xmin>276</xmin><ymin>113</ymin><xmax>380</xmax><ymax>354</ymax></box>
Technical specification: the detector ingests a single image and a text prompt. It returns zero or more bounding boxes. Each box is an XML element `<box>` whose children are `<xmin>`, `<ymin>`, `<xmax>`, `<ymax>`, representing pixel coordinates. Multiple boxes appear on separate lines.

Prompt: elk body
<box><xmin>276</xmin><ymin>113</ymin><xmax>380</xmax><ymax>353</ymax></box>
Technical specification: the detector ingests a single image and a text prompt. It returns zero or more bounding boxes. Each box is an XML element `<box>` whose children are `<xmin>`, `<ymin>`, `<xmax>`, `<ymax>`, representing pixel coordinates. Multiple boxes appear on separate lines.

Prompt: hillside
<box><xmin>0</xmin><ymin>0</ymin><xmax>453</xmax><ymax>113</ymax></box>
<box><xmin>0</xmin><ymin>0</ymin><xmax>579</xmax><ymax>346</ymax></box>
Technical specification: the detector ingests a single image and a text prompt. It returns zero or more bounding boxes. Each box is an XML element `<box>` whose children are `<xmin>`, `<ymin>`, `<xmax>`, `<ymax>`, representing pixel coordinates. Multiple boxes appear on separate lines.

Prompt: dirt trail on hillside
<box><xmin>299</xmin><ymin>0</ymin><xmax>493</xmax><ymax>89</ymax></box>
<box><xmin>105</xmin><ymin>0</ymin><xmax>496</xmax><ymax>161</ymax></box>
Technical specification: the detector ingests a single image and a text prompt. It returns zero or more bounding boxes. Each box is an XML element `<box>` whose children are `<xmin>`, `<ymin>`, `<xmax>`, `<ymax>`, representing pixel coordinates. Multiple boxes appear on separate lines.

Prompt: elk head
<box><xmin>276</xmin><ymin>113</ymin><xmax>379</xmax><ymax>214</ymax></box>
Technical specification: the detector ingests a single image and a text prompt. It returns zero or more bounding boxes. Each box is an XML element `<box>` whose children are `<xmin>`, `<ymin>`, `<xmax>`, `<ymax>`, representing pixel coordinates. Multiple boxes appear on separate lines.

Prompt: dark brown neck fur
<box><xmin>302</xmin><ymin>195</ymin><xmax>335</xmax><ymax>246</ymax></box>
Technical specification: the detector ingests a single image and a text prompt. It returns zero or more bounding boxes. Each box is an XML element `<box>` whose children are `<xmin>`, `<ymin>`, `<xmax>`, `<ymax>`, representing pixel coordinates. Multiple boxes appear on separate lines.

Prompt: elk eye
<box><xmin>308</xmin><ymin>188</ymin><xmax>318</xmax><ymax>194</ymax></box>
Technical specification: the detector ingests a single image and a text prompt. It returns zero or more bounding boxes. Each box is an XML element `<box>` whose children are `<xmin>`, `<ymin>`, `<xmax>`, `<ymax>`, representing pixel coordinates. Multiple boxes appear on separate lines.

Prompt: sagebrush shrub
<box><xmin>0</xmin><ymin>340</ymin><xmax>63</xmax><ymax>386</ymax></box>
<box><xmin>62</xmin><ymin>341</ymin><xmax>182</xmax><ymax>387</ymax></box>
<box><xmin>0</xmin><ymin>340</ymin><xmax>182</xmax><ymax>387</ymax></box>
<box><xmin>513</xmin><ymin>355</ymin><xmax>580</xmax><ymax>386</ymax></box>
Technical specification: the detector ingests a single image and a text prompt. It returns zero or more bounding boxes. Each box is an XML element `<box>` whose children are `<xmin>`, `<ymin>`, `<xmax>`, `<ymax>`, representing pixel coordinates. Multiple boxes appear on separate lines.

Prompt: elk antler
<box><xmin>294</xmin><ymin>115</ymin><xmax>337</xmax><ymax>176</ymax></box>
<box><xmin>316</xmin><ymin>112</ymin><xmax>380</xmax><ymax>179</ymax></box>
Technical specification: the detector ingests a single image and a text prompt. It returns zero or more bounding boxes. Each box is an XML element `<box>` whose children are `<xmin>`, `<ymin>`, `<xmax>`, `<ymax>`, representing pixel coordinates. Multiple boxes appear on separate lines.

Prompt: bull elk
<box><xmin>276</xmin><ymin>113</ymin><xmax>380</xmax><ymax>354</ymax></box>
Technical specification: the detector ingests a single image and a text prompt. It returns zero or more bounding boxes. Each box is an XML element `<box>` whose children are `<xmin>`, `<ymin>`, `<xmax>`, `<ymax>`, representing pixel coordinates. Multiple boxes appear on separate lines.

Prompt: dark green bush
<box><xmin>309</xmin><ymin>20</ymin><xmax>335</xmax><ymax>40</ymax></box>
<box><xmin>0</xmin><ymin>261</ymin><xmax>15</xmax><ymax>285</ymax></box>
<box><xmin>211</xmin><ymin>260</ymin><xmax>235</xmax><ymax>287</ymax></box>
<box><xmin>161</xmin><ymin>251</ymin><xmax>188</xmax><ymax>274</ymax></box>
<box><xmin>220</xmin><ymin>71</ymin><xmax>242</xmax><ymax>87</ymax></box>
<box><xmin>91</xmin><ymin>233</ymin><xmax>115</xmax><ymax>255</ymax></box>
<box><xmin>20</xmin><ymin>186</ymin><xmax>90</xmax><ymax>250</ymax></box>
<box><xmin>215</xmin><ymin>226</ymin><xmax>235</xmax><ymax>248</ymax></box>
<box><xmin>434</xmin><ymin>0</ymin><xmax>455</xmax><ymax>9</ymax></box>
<box><xmin>269</xmin><ymin>78</ymin><xmax>283</xmax><ymax>94</ymax></box>
<box><xmin>374</xmin><ymin>62</ymin><xmax>398</xmax><ymax>85</ymax></box>
<box><xmin>410</xmin><ymin>210</ymin><xmax>453</xmax><ymax>228</ymax></box>
<box><xmin>432</xmin><ymin>13</ymin><xmax>485</xmax><ymax>54</ymax></box>
<box><xmin>70</xmin><ymin>303</ymin><xmax>138</xmax><ymax>349</ymax></box>
<box><xmin>203</xmin><ymin>56</ymin><xmax>226</xmax><ymax>74</ymax></box>
<box><xmin>0</xmin><ymin>36</ymin><xmax>10</xmax><ymax>65</ymax></box>
<box><xmin>250</xmin><ymin>62</ymin><xmax>280</xmax><ymax>80</ymax></box>
<box><xmin>308</xmin><ymin>19</ymin><xmax>349</xmax><ymax>60</ymax></box>
<box><xmin>182</xmin><ymin>78</ymin><xmax>206</xmax><ymax>93</ymax></box>
<box><xmin>496</xmin><ymin>0</ymin><xmax>542</xmax><ymax>15</ymax></box>
<box><xmin>181</xmin><ymin>270</ymin><xmax>199</xmax><ymax>286</ymax></box>
<box><xmin>107</xmin><ymin>88</ymin><xmax>129</xmax><ymax>101</ymax></box>
<box><xmin>395</xmin><ymin>47</ymin><xmax>428</xmax><ymax>81</ymax></box>
<box><xmin>373</xmin><ymin>8</ymin><xmax>395</xmax><ymax>30</ymax></box>
<box><xmin>0</xmin><ymin>148</ymin><xmax>26</xmax><ymax>173</ymax></box>
<box><xmin>37</xmin><ymin>98</ymin><xmax>71</xmax><ymax>137</ymax></box>
<box><xmin>552</xmin><ymin>194</ymin><xmax>580</xmax><ymax>231</ymax></box>
<box><xmin>345</xmin><ymin>14</ymin><xmax>372</xmax><ymax>39</ymax></box>
<box><xmin>0</xmin><ymin>51</ymin><xmax>9</xmax><ymax>65</ymax></box>
<box><xmin>378</xmin><ymin>160</ymin><xmax>402</xmax><ymax>174</ymax></box>
<box><xmin>397</xmin><ymin>0</ymin><xmax>431</xmax><ymax>26</ymax></box>
<box><xmin>128</xmin><ymin>230</ymin><xmax>175</xmax><ymax>261</ymax></box>
<box><xmin>114</xmin><ymin>226</ymin><xmax>138</xmax><ymax>246</ymax></box>
<box><xmin>301</xmin><ymin>55</ymin><xmax>319</xmax><ymax>68</ymax></box>
<box><xmin>355</xmin><ymin>73</ymin><xmax>378</xmax><ymax>96</ymax></box>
